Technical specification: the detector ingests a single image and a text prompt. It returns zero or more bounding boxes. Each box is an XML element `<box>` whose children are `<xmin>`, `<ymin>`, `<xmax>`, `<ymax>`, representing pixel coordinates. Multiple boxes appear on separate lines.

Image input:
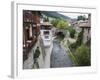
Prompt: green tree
<box><xmin>44</xmin><ymin>17</ymin><xmax>49</xmax><ymax>22</ymax></box>
<box><xmin>76</xmin><ymin>30</ymin><xmax>83</xmax><ymax>46</ymax></box>
<box><xmin>67</xmin><ymin>27</ymin><xmax>76</xmax><ymax>38</ymax></box>
<box><xmin>77</xmin><ymin>15</ymin><xmax>86</xmax><ymax>21</ymax></box>
<box><xmin>51</xmin><ymin>19</ymin><xmax>59</xmax><ymax>27</ymax></box>
<box><xmin>57</xmin><ymin>19</ymin><xmax>69</xmax><ymax>29</ymax></box>
<box><xmin>51</xmin><ymin>19</ymin><xmax>69</xmax><ymax>29</ymax></box>
<box><xmin>75</xmin><ymin>44</ymin><xmax>91</xmax><ymax>66</ymax></box>
<box><xmin>69</xmin><ymin>42</ymin><xmax>77</xmax><ymax>52</ymax></box>
<box><xmin>69</xmin><ymin>30</ymin><xmax>83</xmax><ymax>52</ymax></box>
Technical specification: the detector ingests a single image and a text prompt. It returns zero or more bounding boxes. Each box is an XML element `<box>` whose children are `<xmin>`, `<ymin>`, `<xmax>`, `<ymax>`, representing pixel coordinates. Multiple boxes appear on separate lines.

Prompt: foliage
<box><xmin>67</xmin><ymin>27</ymin><xmax>76</xmax><ymax>38</ymax></box>
<box><xmin>56</xmin><ymin>32</ymin><xmax>65</xmax><ymax>41</ymax></box>
<box><xmin>51</xmin><ymin>19</ymin><xmax>68</xmax><ymax>41</ymax></box>
<box><xmin>44</xmin><ymin>17</ymin><xmax>49</xmax><ymax>22</ymax></box>
<box><xmin>77</xmin><ymin>15</ymin><xmax>86</xmax><ymax>21</ymax></box>
<box><xmin>69</xmin><ymin>30</ymin><xmax>83</xmax><ymax>52</ymax></box>
<box><xmin>51</xmin><ymin>19</ymin><xmax>59</xmax><ymax>27</ymax></box>
<box><xmin>69</xmin><ymin>42</ymin><xmax>77</xmax><ymax>52</ymax></box>
<box><xmin>76</xmin><ymin>30</ymin><xmax>83</xmax><ymax>46</ymax></box>
<box><xmin>74</xmin><ymin>44</ymin><xmax>91</xmax><ymax>66</ymax></box>
<box><xmin>68</xmin><ymin>30</ymin><xmax>91</xmax><ymax>66</ymax></box>
<box><xmin>56</xmin><ymin>19</ymin><xmax>69</xmax><ymax>29</ymax></box>
<box><xmin>51</xmin><ymin>19</ymin><xmax>69</xmax><ymax>29</ymax></box>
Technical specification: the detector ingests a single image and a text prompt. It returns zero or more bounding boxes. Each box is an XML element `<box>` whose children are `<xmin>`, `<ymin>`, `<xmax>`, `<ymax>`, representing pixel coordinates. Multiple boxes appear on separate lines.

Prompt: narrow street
<box><xmin>23</xmin><ymin>10</ymin><xmax>91</xmax><ymax>69</ymax></box>
<box><xmin>50</xmin><ymin>39</ymin><xmax>73</xmax><ymax>68</ymax></box>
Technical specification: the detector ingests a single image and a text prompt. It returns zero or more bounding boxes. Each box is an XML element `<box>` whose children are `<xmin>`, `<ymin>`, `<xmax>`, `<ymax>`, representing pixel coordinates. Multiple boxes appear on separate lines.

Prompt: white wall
<box><xmin>0</xmin><ymin>0</ymin><xmax>100</xmax><ymax>80</ymax></box>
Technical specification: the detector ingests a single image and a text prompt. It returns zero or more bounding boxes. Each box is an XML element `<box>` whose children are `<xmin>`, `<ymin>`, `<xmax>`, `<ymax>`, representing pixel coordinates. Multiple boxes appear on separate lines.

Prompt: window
<box><xmin>43</xmin><ymin>31</ymin><xmax>49</xmax><ymax>35</ymax></box>
<box><xmin>45</xmin><ymin>36</ymin><xmax>49</xmax><ymax>39</ymax></box>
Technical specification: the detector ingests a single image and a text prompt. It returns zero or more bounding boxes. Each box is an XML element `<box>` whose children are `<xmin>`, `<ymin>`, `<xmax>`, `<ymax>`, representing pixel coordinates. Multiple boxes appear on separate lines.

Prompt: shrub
<box><xmin>77</xmin><ymin>15</ymin><xmax>86</xmax><ymax>21</ymax></box>
<box><xmin>75</xmin><ymin>44</ymin><xmax>91</xmax><ymax>66</ymax></box>
<box><xmin>69</xmin><ymin>30</ymin><xmax>84</xmax><ymax>53</ymax></box>
<box><xmin>76</xmin><ymin>30</ymin><xmax>83</xmax><ymax>46</ymax></box>
<box><xmin>67</xmin><ymin>27</ymin><xmax>76</xmax><ymax>38</ymax></box>
<box><xmin>51</xmin><ymin>19</ymin><xmax>59</xmax><ymax>27</ymax></box>
<box><xmin>69</xmin><ymin>42</ymin><xmax>77</xmax><ymax>52</ymax></box>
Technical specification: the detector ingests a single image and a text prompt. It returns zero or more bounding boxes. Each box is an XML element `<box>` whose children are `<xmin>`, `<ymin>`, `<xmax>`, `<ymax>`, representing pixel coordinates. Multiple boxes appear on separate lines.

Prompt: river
<box><xmin>50</xmin><ymin>39</ymin><xmax>73</xmax><ymax>68</ymax></box>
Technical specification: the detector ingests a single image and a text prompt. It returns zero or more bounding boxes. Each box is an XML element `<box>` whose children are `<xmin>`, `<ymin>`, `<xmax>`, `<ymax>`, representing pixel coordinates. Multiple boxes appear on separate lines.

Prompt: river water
<box><xmin>50</xmin><ymin>40</ymin><xmax>73</xmax><ymax>68</ymax></box>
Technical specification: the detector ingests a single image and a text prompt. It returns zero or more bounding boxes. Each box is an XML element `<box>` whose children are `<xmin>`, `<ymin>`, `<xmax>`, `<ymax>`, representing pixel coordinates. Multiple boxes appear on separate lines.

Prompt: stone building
<box><xmin>40</xmin><ymin>22</ymin><xmax>53</xmax><ymax>68</ymax></box>
<box><xmin>79</xmin><ymin>14</ymin><xmax>91</xmax><ymax>43</ymax></box>
<box><xmin>23</xmin><ymin>10</ymin><xmax>41</xmax><ymax>62</ymax></box>
<box><xmin>71</xmin><ymin>14</ymin><xmax>91</xmax><ymax>44</ymax></box>
<box><xmin>23</xmin><ymin>11</ymin><xmax>53</xmax><ymax>69</ymax></box>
